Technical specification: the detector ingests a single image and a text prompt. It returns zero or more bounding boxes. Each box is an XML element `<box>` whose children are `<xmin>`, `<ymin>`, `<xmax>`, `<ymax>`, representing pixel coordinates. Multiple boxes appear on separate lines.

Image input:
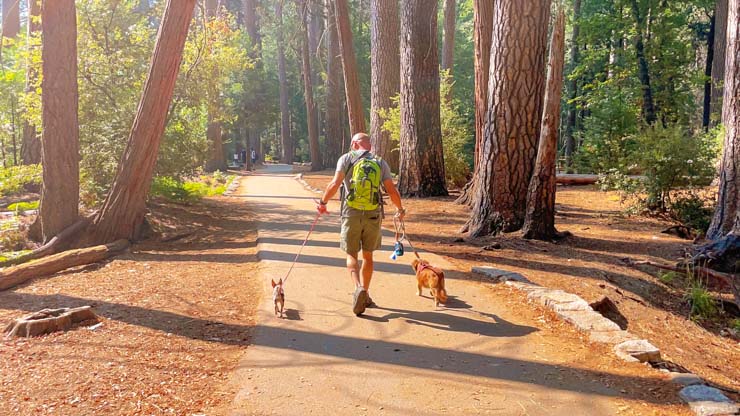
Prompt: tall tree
<box><xmin>243</xmin><ymin>0</ymin><xmax>264</xmax><ymax>169</ymax></box>
<box><xmin>299</xmin><ymin>0</ymin><xmax>322</xmax><ymax>171</ymax></box>
<box><xmin>708</xmin><ymin>0</ymin><xmax>739</xmax><ymax>240</ymax></box>
<box><xmin>21</xmin><ymin>0</ymin><xmax>41</xmax><ymax>165</ymax></box>
<box><xmin>398</xmin><ymin>0</ymin><xmax>447</xmax><ymax>197</ymax></box>
<box><xmin>703</xmin><ymin>11</ymin><xmax>716</xmax><ymax>130</ymax></box>
<box><xmin>629</xmin><ymin>0</ymin><xmax>657</xmax><ymax>125</ymax></box>
<box><xmin>711</xmin><ymin>0</ymin><xmax>729</xmax><ymax>125</ymax></box>
<box><xmin>276</xmin><ymin>0</ymin><xmax>293</xmax><ymax>163</ymax></box>
<box><xmin>468</xmin><ymin>0</ymin><xmax>551</xmax><ymax>237</ymax></box>
<box><xmin>1</xmin><ymin>0</ymin><xmax>20</xmax><ymax>38</ymax></box>
<box><xmin>563</xmin><ymin>0</ymin><xmax>581</xmax><ymax>170</ymax></box>
<box><xmin>90</xmin><ymin>0</ymin><xmax>197</xmax><ymax>243</ymax></box>
<box><xmin>325</xmin><ymin>0</ymin><xmax>345</xmax><ymax>166</ymax></box>
<box><xmin>205</xmin><ymin>0</ymin><xmax>227</xmax><ymax>172</ymax></box>
<box><xmin>370</xmin><ymin>0</ymin><xmax>400</xmax><ymax>172</ymax></box>
<box><xmin>441</xmin><ymin>0</ymin><xmax>456</xmax><ymax>73</ymax></box>
<box><xmin>334</xmin><ymin>0</ymin><xmax>366</xmax><ymax>134</ymax></box>
<box><xmin>38</xmin><ymin>0</ymin><xmax>79</xmax><ymax>242</ymax></box>
<box><xmin>523</xmin><ymin>8</ymin><xmax>566</xmax><ymax>241</ymax></box>
<box><xmin>456</xmin><ymin>0</ymin><xmax>493</xmax><ymax>207</ymax></box>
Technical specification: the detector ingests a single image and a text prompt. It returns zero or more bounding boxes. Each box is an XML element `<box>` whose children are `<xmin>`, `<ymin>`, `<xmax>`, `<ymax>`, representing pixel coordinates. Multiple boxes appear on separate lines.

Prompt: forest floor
<box><xmin>0</xmin><ymin>189</ymin><xmax>261</xmax><ymax>415</ymax></box>
<box><xmin>301</xmin><ymin>169</ymin><xmax>740</xmax><ymax>399</ymax></box>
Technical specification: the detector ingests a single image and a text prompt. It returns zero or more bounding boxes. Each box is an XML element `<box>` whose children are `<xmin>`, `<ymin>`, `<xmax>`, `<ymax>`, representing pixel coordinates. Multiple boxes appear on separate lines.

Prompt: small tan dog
<box><xmin>271</xmin><ymin>279</ymin><xmax>285</xmax><ymax>318</ymax></box>
<box><xmin>411</xmin><ymin>258</ymin><xmax>448</xmax><ymax>306</ymax></box>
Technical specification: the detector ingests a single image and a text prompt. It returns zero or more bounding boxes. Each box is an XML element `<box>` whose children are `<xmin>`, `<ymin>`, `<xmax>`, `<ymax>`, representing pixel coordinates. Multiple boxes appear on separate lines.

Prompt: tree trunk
<box><xmin>243</xmin><ymin>0</ymin><xmax>264</xmax><ymax>165</ymax></box>
<box><xmin>629</xmin><ymin>0</ymin><xmax>657</xmax><ymax>125</ymax></box>
<box><xmin>468</xmin><ymin>0</ymin><xmax>551</xmax><ymax>238</ymax></box>
<box><xmin>205</xmin><ymin>1</ymin><xmax>226</xmax><ymax>172</ymax></box>
<box><xmin>276</xmin><ymin>1</ymin><xmax>293</xmax><ymax>164</ymax></box>
<box><xmin>523</xmin><ymin>8</ymin><xmax>566</xmax><ymax>241</ymax></box>
<box><xmin>325</xmin><ymin>0</ymin><xmax>345</xmax><ymax>167</ymax></box>
<box><xmin>456</xmin><ymin>0</ymin><xmax>493</xmax><ymax>207</ymax></box>
<box><xmin>1</xmin><ymin>0</ymin><xmax>20</xmax><ymax>38</ymax></box>
<box><xmin>441</xmin><ymin>0</ymin><xmax>456</xmax><ymax>73</ymax></box>
<box><xmin>563</xmin><ymin>0</ymin><xmax>581</xmax><ymax>171</ymax></box>
<box><xmin>300</xmin><ymin>0</ymin><xmax>323</xmax><ymax>171</ymax></box>
<box><xmin>398</xmin><ymin>0</ymin><xmax>447</xmax><ymax>197</ymax></box>
<box><xmin>708</xmin><ymin>0</ymin><xmax>740</xmax><ymax>240</ymax></box>
<box><xmin>370</xmin><ymin>0</ymin><xmax>400</xmax><ymax>172</ymax></box>
<box><xmin>21</xmin><ymin>0</ymin><xmax>41</xmax><ymax>166</ymax></box>
<box><xmin>39</xmin><ymin>0</ymin><xmax>80</xmax><ymax>243</ymax></box>
<box><xmin>91</xmin><ymin>0</ymin><xmax>196</xmax><ymax>244</ymax></box>
<box><xmin>703</xmin><ymin>13</ymin><xmax>716</xmax><ymax>130</ymax></box>
<box><xmin>711</xmin><ymin>0</ymin><xmax>728</xmax><ymax>125</ymax></box>
<box><xmin>334</xmin><ymin>0</ymin><xmax>366</xmax><ymax>135</ymax></box>
<box><xmin>244</xmin><ymin>0</ymin><xmax>262</xmax><ymax>56</ymax></box>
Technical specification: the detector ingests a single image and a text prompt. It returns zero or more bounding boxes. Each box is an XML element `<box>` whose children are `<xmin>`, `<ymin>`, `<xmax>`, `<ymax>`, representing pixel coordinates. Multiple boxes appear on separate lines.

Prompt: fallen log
<box><xmin>556</xmin><ymin>174</ymin><xmax>599</xmax><ymax>185</ymax></box>
<box><xmin>0</xmin><ymin>218</ymin><xmax>89</xmax><ymax>268</ymax></box>
<box><xmin>621</xmin><ymin>257</ymin><xmax>739</xmax><ymax>306</ymax></box>
<box><xmin>0</xmin><ymin>239</ymin><xmax>129</xmax><ymax>291</ymax></box>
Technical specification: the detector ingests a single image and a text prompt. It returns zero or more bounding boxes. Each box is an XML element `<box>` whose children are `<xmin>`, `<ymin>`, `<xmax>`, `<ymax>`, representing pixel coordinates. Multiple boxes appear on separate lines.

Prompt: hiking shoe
<box><xmin>353</xmin><ymin>287</ymin><xmax>369</xmax><ymax>316</ymax></box>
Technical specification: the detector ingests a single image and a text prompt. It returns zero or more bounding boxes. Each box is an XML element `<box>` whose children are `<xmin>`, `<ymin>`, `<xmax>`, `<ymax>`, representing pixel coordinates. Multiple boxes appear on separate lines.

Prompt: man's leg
<box><xmin>346</xmin><ymin>252</ymin><xmax>362</xmax><ymax>289</ymax></box>
<box><xmin>361</xmin><ymin>250</ymin><xmax>374</xmax><ymax>290</ymax></box>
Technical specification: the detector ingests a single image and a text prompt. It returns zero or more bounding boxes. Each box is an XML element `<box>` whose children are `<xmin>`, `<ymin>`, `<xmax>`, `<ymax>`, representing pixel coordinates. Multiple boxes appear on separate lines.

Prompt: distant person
<box><xmin>251</xmin><ymin>148</ymin><xmax>257</xmax><ymax>166</ymax></box>
<box><xmin>316</xmin><ymin>132</ymin><xmax>405</xmax><ymax>316</ymax></box>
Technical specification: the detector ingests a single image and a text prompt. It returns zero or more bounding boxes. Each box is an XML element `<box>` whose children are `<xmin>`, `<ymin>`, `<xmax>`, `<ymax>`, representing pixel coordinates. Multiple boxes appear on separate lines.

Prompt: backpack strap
<box><xmin>339</xmin><ymin>150</ymin><xmax>371</xmax><ymax>214</ymax></box>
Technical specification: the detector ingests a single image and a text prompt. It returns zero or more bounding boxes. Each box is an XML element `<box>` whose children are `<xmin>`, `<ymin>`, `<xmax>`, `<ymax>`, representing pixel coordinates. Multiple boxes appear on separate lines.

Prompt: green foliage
<box><xmin>669</xmin><ymin>193</ymin><xmax>714</xmax><ymax>233</ymax></box>
<box><xmin>658</xmin><ymin>271</ymin><xmax>680</xmax><ymax>284</ymax></box>
<box><xmin>732</xmin><ymin>319</ymin><xmax>740</xmax><ymax>332</ymax></box>
<box><xmin>6</xmin><ymin>200</ymin><xmax>39</xmax><ymax>212</ymax></box>
<box><xmin>0</xmin><ymin>164</ymin><xmax>41</xmax><ymax>197</ymax></box>
<box><xmin>686</xmin><ymin>284</ymin><xmax>717</xmax><ymax>321</ymax></box>
<box><xmin>378</xmin><ymin>72</ymin><xmax>472</xmax><ymax>188</ymax></box>
<box><xmin>150</xmin><ymin>173</ymin><xmax>232</xmax><ymax>203</ymax></box>
<box><xmin>0</xmin><ymin>216</ymin><xmax>27</xmax><ymax>252</ymax></box>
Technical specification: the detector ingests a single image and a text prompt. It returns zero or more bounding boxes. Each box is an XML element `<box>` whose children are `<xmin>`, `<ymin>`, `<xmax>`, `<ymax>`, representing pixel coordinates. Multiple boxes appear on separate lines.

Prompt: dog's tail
<box><xmin>436</xmin><ymin>287</ymin><xmax>448</xmax><ymax>304</ymax></box>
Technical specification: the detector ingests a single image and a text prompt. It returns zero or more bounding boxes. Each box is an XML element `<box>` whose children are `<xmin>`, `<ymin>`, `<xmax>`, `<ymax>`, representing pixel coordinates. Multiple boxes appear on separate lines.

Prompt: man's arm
<box><xmin>319</xmin><ymin>171</ymin><xmax>344</xmax><ymax>206</ymax></box>
<box><xmin>383</xmin><ymin>178</ymin><xmax>405</xmax><ymax>220</ymax></box>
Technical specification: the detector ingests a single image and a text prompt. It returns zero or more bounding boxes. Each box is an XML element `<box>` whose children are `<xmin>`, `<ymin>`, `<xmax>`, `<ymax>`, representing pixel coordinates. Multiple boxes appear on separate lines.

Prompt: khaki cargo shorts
<box><xmin>340</xmin><ymin>213</ymin><xmax>382</xmax><ymax>255</ymax></box>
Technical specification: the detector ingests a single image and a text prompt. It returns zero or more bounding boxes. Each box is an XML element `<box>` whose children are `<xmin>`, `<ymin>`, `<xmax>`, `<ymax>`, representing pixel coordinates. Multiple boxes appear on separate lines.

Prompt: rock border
<box><xmin>472</xmin><ymin>266</ymin><xmax>739</xmax><ymax>416</ymax></box>
<box><xmin>294</xmin><ymin>173</ymin><xmax>324</xmax><ymax>195</ymax></box>
<box><xmin>223</xmin><ymin>176</ymin><xmax>241</xmax><ymax>196</ymax></box>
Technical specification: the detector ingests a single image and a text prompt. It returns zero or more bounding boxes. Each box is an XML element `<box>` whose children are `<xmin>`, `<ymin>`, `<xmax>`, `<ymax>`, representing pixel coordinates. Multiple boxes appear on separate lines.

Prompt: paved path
<box><xmin>227</xmin><ymin>165</ymin><xmax>626</xmax><ymax>416</ymax></box>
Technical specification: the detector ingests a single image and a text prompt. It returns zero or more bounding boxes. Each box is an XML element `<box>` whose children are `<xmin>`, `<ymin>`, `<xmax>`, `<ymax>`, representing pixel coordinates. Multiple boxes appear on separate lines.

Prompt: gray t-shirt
<box><xmin>336</xmin><ymin>150</ymin><xmax>393</xmax><ymax>217</ymax></box>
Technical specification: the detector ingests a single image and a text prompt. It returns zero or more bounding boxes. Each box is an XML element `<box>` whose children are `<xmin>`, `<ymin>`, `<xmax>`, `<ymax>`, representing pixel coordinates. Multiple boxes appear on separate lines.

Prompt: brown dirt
<box><xmin>0</xmin><ymin>193</ymin><xmax>260</xmax><ymax>415</ymax></box>
<box><xmin>301</xmin><ymin>170</ymin><xmax>740</xmax><ymax>399</ymax></box>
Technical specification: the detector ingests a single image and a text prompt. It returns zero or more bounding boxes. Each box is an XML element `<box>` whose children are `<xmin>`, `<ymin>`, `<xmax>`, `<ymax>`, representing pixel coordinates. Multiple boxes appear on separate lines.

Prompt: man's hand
<box><xmin>316</xmin><ymin>199</ymin><xmax>328</xmax><ymax>215</ymax></box>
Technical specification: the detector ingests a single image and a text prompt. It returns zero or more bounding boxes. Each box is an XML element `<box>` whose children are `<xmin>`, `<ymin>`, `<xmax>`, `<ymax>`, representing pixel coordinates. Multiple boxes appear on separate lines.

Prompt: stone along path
<box><xmin>226</xmin><ymin>165</ymin><xmax>647</xmax><ymax>416</ymax></box>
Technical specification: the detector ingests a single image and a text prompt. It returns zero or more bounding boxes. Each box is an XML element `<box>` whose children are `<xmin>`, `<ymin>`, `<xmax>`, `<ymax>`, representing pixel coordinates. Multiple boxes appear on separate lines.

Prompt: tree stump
<box><xmin>3</xmin><ymin>306</ymin><xmax>98</xmax><ymax>338</ymax></box>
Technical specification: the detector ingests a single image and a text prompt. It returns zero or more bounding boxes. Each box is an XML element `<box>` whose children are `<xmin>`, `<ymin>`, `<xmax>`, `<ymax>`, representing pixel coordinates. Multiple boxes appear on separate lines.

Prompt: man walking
<box><xmin>317</xmin><ymin>133</ymin><xmax>405</xmax><ymax>316</ymax></box>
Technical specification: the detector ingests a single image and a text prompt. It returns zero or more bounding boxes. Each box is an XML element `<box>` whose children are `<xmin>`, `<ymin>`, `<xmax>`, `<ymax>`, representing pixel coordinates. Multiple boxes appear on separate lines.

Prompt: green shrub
<box><xmin>0</xmin><ymin>164</ymin><xmax>42</xmax><ymax>197</ymax></box>
<box><xmin>658</xmin><ymin>271</ymin><xmax>679</xmax><ymax>284</ymax></box>
<box><xmin>150</xmin><ymin>174</ymin><xmax>231</xmax><ymax>203</ymax></box>
<box><xmin>150</xmin><ymin>176</ymin><xmax>194</xmax><ymax>203</ymax></box>
<box><xmin>687</xmin><ymin>285</ymin><xmax>717</xmax><ymax>320</ymax></box>
<box><xmin>669</xmin><ymin>193</ymin><xmax>714</xmax><ymax>234</ymax></box>
<box><xmin>6</xmin><ymin>200</ymin><xmax>39</xmax><ymax>212</ymax></box>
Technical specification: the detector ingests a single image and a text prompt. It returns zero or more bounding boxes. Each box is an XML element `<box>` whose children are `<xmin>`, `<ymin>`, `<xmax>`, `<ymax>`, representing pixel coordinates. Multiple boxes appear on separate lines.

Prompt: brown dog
<box><xmin>411</xmin><ymin>259</ymin><xmax>448</xmax><ymax>306</ymax></box>
<box><xmin>271</xmin><ymin>279</ymin><xmax>285</xmax><ymax>318</ymax></box>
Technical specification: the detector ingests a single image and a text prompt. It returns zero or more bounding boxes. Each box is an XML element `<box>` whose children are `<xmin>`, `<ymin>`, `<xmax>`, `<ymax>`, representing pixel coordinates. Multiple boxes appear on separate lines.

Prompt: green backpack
<box><xmin>344</xmin><ymin>151</ymin><xmax>383</xmax><ymax>211</ymax></box>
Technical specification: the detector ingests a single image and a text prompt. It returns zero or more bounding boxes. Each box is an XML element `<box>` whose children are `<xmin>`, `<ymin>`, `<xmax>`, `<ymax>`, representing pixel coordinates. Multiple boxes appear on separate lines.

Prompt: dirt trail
<box><xmin>226</xmin><ymin>165</ymin><xmax>689</xmax><ymax>416</ymax></box>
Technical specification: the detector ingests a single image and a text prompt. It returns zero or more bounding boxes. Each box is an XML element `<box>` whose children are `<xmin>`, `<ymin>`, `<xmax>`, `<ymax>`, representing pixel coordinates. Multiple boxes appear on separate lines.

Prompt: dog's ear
<box><xmin>278</xmin><ymin>278</ymin><xmax>283</xmax><ymax>285</ymax></box>
<box><xmin>271</xmin><ymin>279</ymin><xmax>276</xmax><ymax>288</ymax></box>
<box><xmin>411</xmin><ymin>259</ymin><xmax>419</xmax><ymax>269</ymax></box>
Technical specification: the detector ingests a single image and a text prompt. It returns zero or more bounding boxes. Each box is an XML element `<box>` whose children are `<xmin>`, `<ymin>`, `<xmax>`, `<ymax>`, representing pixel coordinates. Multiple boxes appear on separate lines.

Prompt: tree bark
<box><xmin>90</xmin><ymin>0</ymin><xmax>196</xmax><ymax>243</ymax></box>
<box><xmin>441</xmin><ymin>0</ymin><xmax>456</xmax><ymax>73</ymax></box>
<box><xmin>244</xmin><ymin>0</ymin><xmax>263</xmax><ymax>59</ymax></box>
<box><xmin>243</xmin><ymin>0</ymin><xmax>264</xmax><ymax>166</ymax></box>
<box><xmin>204</xmin><ymin>1</ymin><xmax>226</xmax><ymax>172</ymax></box>
<box><xmin>708</xmin><ymin>0</ymin><xmax>740</xmax><ymax>240</ymax></box>
<box><xmin>20</xmin><ymin>0</ymin><xmax>41</xmax><ymax>165</ymax></box>
<box><xmin>370</xmin><ymin>0</ymin><xmax>400</xmax><ymax>172</ymax></box>
<box><xmin>523</xmin><ymin>8</ymin><xmax>566</xmax><ymax>241</ymax></box>
<box><xmin>1</xmin><ymin>0</ymin><xmax>20</xmax><ymax>38</ymax></box>
<box><xmin>468</xmin><ymin>0</ymin><xmax>551</xmax><ymax>238</ymax></box>
<box><xmin>276</xmin><ymin>1</ymin><xmax>293</xmax><ymax>164</ymax></box>
<box><xmin>325</xmin><ymin>0</ymin><xmax>345</xmax><ymax>167</ymax></box>
<box><xmin>398</xmin><ymin>0</ymin><xmax>447</xmax><ymax>197</ymax></box>
<box><xmin>300</xmin><ymin>0</ymin><xmax>323</xmax><ymax>171</ymax></box>
<box><xmin>334</xmin><ymin>0</ymin><xmax>366</xmax><ymax>135</ymax></box>
<box><xmin>629</xmin><ymin>0</ymin><xmax>657</xmax><ymax>125</ymax></box>
<box><xmin>563</xmin><ymin>0</ymin><xmax>581</xmax><ymax>171</ymax></box>
<box><xmin>711</xmin><ymin>0</ymin><xmax>729</xmax><ymax>125</ymax></box>
<box><xmin>456</xmin><ymin>0</ymin><xmax>493</xmax><ymax>207</ymax></box>
<box><xmin>703</xmin><ymin>13</ymin><xmax>716</xmax><ymax>130</ymax></box>
<box><xmin>39</xmin><ymin>0</ymin><xmax>80</xmax><ymax>243</ymax></box>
